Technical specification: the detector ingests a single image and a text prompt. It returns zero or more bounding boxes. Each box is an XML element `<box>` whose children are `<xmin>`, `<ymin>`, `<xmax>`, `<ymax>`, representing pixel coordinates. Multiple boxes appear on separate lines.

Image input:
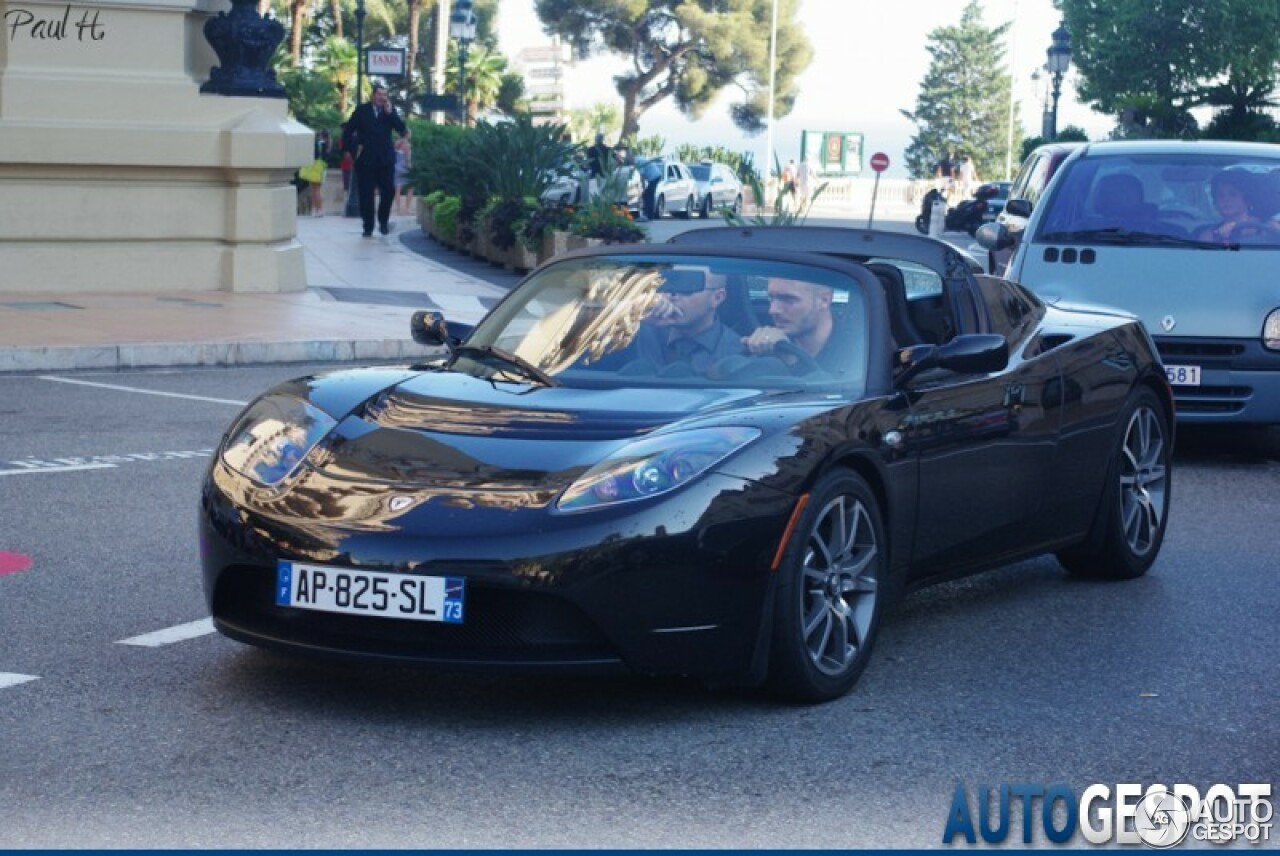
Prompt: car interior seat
<box><xmin>864</xmin><ymin>262</ymin><xmax>925</xmax><ymax>347</ymax></box>
<box><xmin>1093</xmin><ymin>173</ymin><xmax>1158</xmax><ymax>225</ymax></box>
<box><xmin>716</xmin><ymin>274</ymin><xmax>760</xmax><ymax>337</ymax></box>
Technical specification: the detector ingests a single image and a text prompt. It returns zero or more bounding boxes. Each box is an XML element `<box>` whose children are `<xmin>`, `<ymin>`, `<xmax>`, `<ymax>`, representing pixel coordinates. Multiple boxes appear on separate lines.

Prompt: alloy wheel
<box><xmin>1119</xmin><ymin>405</ymin><xmax>1167</xmax><ymax>557</ymax></box>
<box><xmin>800</xmin><ymin>494</ymin><xmax>879</xmax><ymax>676</ymax></box>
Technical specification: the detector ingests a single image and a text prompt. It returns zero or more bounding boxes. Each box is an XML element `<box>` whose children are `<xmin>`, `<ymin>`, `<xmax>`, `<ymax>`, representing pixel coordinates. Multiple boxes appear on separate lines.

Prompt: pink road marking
<box><xmin>0</xmin><ymin>552</ymin><xmax>33</xmax><ymax>576</ymax></box>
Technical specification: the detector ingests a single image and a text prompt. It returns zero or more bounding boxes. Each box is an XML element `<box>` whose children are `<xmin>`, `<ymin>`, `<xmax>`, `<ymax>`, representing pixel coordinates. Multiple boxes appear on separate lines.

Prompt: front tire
<box><xmin>677</xmin><ymin>195</ymin><xmax>694</xmax><ymax>219</ymax></box>
<box><xmin>1057</xmin><ymin>387</ymin><xmax>1171</xmax><ymax>579</ymax></box>
<box><xmin>654</xmin><ymin>195</ymin><xmax>666</xmax><ymax>219</ymax></box>
<box><xmin>700</xmin><ymin>195</ymin><xmax>712</xmax><ymax>219</ymax></box>
<box><xmin>768</xmin><ymin>470</ymin><xmax>887</xmax><ymax>702</ymax></box>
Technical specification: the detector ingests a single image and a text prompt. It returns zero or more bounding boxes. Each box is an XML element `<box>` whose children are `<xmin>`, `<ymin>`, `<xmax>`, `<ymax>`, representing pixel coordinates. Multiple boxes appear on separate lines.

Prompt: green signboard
<box><xmin>800</xmin><ymin>131</ymin><xmax>864</xmax><ymax>176</ymax></box>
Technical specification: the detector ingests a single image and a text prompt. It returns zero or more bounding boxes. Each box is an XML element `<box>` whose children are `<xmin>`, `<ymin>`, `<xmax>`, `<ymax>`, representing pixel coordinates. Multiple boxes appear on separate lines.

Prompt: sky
<box><xmin>498</xmin><ymin>0</ymin><xmax>1115</xmax><ymax>180</ymax></box>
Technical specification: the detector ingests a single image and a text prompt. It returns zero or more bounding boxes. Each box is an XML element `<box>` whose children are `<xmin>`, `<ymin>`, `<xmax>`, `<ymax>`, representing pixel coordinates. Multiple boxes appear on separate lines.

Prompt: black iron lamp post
<box><xmin>344</xmin><ymin>0</ymin><xmax>369</xmax><ymax>217</ymax></box>
<box><xmin>1045</xmin><ymin>20</ymin><xmax>1072</xmax><ymax>139</ymax></box>
<box><xmin>449</xmin><ymin>0</ymin><xmax>477</xmax><ymax>125</ymax></box>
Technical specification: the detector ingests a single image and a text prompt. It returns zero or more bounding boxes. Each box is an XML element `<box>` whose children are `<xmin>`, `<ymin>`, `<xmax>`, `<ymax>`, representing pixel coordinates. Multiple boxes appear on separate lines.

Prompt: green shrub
<box><xmin>434</xmin><ymin>195</ymin><xmax>461</xmax><ymax>241</ymax></box>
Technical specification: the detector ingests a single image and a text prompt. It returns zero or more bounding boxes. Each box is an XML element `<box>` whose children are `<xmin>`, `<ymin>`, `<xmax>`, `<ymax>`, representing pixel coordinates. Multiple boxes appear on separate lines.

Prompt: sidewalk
<box><xmin>0</xmin><ymin>213</ymin><xmax>507</xmax><ymax>374</ymax></box>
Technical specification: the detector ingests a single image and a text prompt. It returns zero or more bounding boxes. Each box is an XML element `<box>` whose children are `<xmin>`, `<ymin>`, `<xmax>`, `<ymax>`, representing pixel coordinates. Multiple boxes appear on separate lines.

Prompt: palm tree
<box><xmin>447</xmin><ymin>41</ymin><xmax>506</xmax><ymax>126</ymax></box>
<box><xmin>287</xmin><ymin>0</ymin><xmax>312</xmax><ymax>65</ymax></box>
<box><xmin>315</xmin><ymin>35</ymin><xmax>358</xmax><ymax>114</ymax></box>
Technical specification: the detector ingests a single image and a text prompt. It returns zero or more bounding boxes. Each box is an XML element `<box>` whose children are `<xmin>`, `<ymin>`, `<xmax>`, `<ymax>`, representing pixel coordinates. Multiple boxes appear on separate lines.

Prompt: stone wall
<box><xmin>0</xmin><ymin>0</ymin><xmax>313</xmax><ymax>293</ymax></box>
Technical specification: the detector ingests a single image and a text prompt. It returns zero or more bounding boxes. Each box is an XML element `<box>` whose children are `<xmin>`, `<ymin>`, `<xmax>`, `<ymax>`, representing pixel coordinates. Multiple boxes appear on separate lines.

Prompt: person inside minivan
<box><xmin>1195</xmin><ymin>168</ymin><xmax>1279</xmax><ymax>244</ymax></box>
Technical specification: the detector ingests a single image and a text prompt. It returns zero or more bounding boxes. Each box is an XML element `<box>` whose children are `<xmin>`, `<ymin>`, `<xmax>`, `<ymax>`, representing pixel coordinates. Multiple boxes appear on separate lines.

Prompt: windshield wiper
<box><xmin>1040</xmin><ymin>228</ymin><xmax>1231</xmax><ymax>249</ymax></box>
<box><xmin>450</xmin><ymin>344</ymin><xmax>559</xmax><ymax>387</ymax></box>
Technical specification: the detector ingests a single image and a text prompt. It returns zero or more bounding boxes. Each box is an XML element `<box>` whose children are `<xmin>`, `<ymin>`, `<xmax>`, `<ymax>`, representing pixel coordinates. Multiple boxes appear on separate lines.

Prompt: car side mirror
<box><xmin>895</xmin><ymin>334</ymin><xmax>1009</xmax><ymax>385</ymax></box>
<box><xmin>976</xmin><ymin>222</ymin><xmax>1014</xmax><ymax>251</ymax></box>
<box><xmin>411</xmin><ymin>311</ymin><xmax>452</xmax><ymax>346</ymax></box>
<box><xmin>1004</xmin><ymin>198</ymin><xmax>1033</xmax><ymax>218</ymax></box>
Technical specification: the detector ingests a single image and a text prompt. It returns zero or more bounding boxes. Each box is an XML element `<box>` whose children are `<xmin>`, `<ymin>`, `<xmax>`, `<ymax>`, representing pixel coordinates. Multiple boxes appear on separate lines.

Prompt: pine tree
<box><xmin>901</xmin><ymin>0</ymin><xmax>1017</xmax><ymax>183</ymax></box>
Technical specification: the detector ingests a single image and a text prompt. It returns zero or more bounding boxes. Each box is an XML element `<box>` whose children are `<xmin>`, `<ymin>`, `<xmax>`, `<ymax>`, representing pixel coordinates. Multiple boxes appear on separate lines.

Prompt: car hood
<box><xmin>307</xmin><ymin>370</ymin><xmax>786</xmax><ymax>492</ymax></box>
<box><xmin>1016</xmin><ymin>246</ymin><xmax>1280</xmax><ymax>339</ymax></box>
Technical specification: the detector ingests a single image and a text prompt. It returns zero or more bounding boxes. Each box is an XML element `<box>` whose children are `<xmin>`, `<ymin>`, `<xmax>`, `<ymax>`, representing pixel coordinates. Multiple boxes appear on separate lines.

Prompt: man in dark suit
<box><xmin>342</xmin><ymin>85</ymin><xmax>409</xmax><ymax>237</ymax></box>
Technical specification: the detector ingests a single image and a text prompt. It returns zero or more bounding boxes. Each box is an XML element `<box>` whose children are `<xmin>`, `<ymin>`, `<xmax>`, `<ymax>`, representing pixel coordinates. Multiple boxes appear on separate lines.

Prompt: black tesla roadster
<box><xmin>200</xmin><ymin>227</ymin><xmax>1173</xmax><ymax>702</ymax></box>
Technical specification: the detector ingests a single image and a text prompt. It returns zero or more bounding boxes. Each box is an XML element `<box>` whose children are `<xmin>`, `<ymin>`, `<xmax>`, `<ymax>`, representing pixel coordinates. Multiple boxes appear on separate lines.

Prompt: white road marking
<box><xmin>0</xmin><ymin>463</ymin><xmax>118</xmax><ymax>476</ymax></box>
<box><xmin>0</xmin><ymin>673</ymin><xmax>40</xmax><ymax>689</ymax></box>
<box><xmin>116</xmin><ymin>618</ymin><xmax>216</xmax><ymax>648</ymax></box>
<box><xmin>2</xmin><ymin>450</ymin><xmax>214</xmax><ymax>477</ymax></box>
<box><xmin>39</xmin><ymin>375</ymin><xmax>247</xmax><ymax>406</ymax></box>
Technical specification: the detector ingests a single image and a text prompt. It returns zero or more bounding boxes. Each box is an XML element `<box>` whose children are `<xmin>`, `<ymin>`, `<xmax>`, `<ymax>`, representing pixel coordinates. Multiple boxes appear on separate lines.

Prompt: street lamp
<box><xmin>344</xmin><ymin>0</ymin><xmax>368</xmax><ymax>217</ymax></box>
<box><xmin>354</xmin><ymin>0</ymin><xmax>367</xmax><ymax>109</ymax></box>
<box><xmin>449</xmin><ymin>0</ymin><xmax>477</xmax><ymax>125</ymax></box>
<box><xmin>1045</xmin><ymin>20</ymin><xmax>1072</xmax><ymax>139</ymax></box>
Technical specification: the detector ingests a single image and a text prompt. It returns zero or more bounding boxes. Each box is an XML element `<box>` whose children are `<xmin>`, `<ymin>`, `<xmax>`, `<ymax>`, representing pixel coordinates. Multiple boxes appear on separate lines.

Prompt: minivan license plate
<box><xmin>277</xmin><ymin>561</ymin><xmax>464</xmax><ymax>623</ymax></box>
<box><xmin>1164</xmin><ymin>364</ymin><xmax>1201</xmax><ymax>386</ymax></box>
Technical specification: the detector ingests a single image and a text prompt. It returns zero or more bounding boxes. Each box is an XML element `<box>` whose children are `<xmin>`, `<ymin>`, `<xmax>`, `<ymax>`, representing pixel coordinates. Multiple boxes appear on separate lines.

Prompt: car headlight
<box><xmin>556</xmin><ymin>427</ymin><xmax>760</xmax><ymax>513</ymax></box>
<box><xmin>220</xmin><ymin>395</ymin><xmax>338</xmax><ymax>486</ymax></box>
<box><xmin>1265</xmin><ymin>308</ymin><xmax>1280</xmax><ymax>351</ymax></box>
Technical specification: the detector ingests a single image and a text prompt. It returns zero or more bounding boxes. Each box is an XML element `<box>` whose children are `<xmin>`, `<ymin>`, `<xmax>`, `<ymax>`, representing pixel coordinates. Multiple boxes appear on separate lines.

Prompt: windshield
<box><xmin>688</xmin><ymin>165</ymin><xmax>711</xmax><ymax>181</ymax></box>
<box><xmin>1035</xmin><ymin>151</ymin><xmax>1280</xmax><ymax>248</ymax></box>
<box><xmin>458</xmin><ymin>254</ymin><xmax>869</xmax><ymax>392</ymax></box>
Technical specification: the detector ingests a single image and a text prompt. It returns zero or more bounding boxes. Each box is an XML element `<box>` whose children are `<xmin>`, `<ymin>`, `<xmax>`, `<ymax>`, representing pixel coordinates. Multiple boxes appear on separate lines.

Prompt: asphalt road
<box><xmin>0</xmin><ymin>366</ymin><xmax>1276</xmax><ymax>848</ymax></box>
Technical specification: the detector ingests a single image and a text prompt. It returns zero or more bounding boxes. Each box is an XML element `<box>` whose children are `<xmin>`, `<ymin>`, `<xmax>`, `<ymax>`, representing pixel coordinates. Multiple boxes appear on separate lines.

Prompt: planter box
<box><xmin>538</xmin><ymin>230</ymin><xmax>571</xmax><ymax>265</ymax></box>
<box><xmin>566</xmin><ymin>235</ymin><xmax>604</xmax><ymax>252</ymax></box>
<box><xmin>507</xmin><ymin>243</ymin><xmax>538</xmax><ymax>274</ymax></box>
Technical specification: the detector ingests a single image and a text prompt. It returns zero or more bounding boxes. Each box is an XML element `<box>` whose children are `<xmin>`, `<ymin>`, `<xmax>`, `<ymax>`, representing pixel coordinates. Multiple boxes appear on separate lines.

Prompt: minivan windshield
<box><xmin>1034</xmin><ymin>152</ymin><xmax>1280</xmax><ymax>248</ymax></box>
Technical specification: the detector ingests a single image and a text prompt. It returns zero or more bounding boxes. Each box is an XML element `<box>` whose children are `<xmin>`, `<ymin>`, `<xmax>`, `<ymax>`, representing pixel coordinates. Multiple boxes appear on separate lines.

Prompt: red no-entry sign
<box><xmin>870</xmin><ymin>152</ymin><xmax>890</xmax><ymax>172</ymax></box>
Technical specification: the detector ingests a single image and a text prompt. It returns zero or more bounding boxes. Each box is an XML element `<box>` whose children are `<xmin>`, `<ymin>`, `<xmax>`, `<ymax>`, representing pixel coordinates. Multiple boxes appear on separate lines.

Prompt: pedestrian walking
<box><xmin>342</xmin><ymin>84</ymin><xmax>409</xmax><ymax>237</ymax></box>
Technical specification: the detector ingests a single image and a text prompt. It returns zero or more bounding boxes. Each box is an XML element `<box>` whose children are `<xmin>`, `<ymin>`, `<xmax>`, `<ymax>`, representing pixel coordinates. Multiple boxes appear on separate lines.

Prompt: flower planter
<box><xmin>566</xmin><ymin>235</ymin><xmax>605</xmax><ymax>252</ymax></box>
<box><xmin>539</xmin><ymin>230</ymin><xmax>572</xmax><ymax>264</ymax></box>
<box><xmin>507</xmin><ymin>243</ymin><xmax>538</xmax><ymax>274</ymax></box>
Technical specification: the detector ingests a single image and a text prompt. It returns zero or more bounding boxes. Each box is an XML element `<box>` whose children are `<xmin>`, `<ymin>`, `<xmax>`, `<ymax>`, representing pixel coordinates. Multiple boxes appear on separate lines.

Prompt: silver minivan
<box><xmin>980</xmin><ymin>140</ymin><xmax>1280</xmax><ymax>425</ymax></box>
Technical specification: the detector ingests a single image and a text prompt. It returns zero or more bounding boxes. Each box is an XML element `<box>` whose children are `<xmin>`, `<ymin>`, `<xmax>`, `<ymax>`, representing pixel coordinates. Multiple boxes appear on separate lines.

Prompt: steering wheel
<box><xmin>773</xmin><ymin>340</ymin><xmax>823</xmax><ymax>376</ymax></box>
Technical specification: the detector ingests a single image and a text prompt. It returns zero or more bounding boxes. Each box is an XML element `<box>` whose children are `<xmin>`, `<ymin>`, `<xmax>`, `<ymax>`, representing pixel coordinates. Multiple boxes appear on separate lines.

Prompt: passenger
<box><xmin>1196</xmin><ymin>168</ymin><xmax>1277</xmax><ymax>243</ymax></box>
<box><xmin>635</xmin><ymin>269</ymin><xmax>743</xmax><ymax>373</ymax></box>
<box><xmin>1093</xmin><ymin>173</ymin><xmax>1153</xmax><ymax>228</ymax></box>
<box><xmin>742</xmin><ymin>277</ymin><xmax>842</xmax><ymax>371</ymax></box>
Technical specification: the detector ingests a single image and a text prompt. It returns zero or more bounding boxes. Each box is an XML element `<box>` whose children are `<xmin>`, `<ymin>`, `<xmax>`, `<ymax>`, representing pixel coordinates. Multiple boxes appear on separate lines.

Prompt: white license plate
<box><xmin>1164</xmin><ymin>364</ymin><xmax>1201</xmax><ymax>386</ymax></box>
<box><xmin>276</xmin><ymin>561</ymin><xmax>464</xmax><ymax>623</ymax></box>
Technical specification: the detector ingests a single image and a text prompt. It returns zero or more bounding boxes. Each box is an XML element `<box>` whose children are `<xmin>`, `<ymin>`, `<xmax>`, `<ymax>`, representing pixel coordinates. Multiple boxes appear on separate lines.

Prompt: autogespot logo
<box><xmin>942</xmin><ymin>782</ymin><xmax>1273</xmax><ymax>847</ymax></box>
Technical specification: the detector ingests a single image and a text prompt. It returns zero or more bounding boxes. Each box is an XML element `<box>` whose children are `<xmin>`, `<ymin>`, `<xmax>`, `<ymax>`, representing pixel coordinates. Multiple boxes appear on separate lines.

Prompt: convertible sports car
<box><xmin>200</xmin><ymin>227</ymin><xmax>1174</xmax><ymax>702</ymax></box>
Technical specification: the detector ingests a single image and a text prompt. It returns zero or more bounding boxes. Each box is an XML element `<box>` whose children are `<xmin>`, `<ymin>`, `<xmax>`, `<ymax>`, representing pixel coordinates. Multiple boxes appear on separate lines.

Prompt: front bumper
<box><xmin>1156</xmin><ymin>337</ymin><xmax>1280</xmax><ymax>425</ymax></box>
<box><xmin>200</xmin><ymin>461</ymin><xmax>797</xmax><ymax>681</ymax></box>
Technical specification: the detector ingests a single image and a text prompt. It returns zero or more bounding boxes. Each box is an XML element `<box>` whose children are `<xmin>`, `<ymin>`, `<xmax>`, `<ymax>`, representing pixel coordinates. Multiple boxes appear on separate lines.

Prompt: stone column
<box><xmin>0</xmin><ymin>0</ymin><xmax>313</xmax><ymax>294</ymax></box>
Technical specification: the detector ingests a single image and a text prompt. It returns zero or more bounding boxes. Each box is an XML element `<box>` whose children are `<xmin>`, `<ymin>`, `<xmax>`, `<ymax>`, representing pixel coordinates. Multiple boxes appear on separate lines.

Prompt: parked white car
<box><xmin>541</xmin><ymin>167</ymin><xmax>642</xmax><ymax>215</ymax></box>
<box><xmin>688</xmin><ymin>161</ymin><xmax>744</xmax><ymax>218</ymax></box>
<box><xmin>647</xmin><ymin>160</ymin><xmax>698</xmax><ymax>219</ymax></box>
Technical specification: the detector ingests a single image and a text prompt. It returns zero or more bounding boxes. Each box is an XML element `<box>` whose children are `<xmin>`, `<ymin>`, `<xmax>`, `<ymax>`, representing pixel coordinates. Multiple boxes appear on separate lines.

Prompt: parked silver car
<box><xmin>688</xmin><ymin>161</ymin><xmax>744</xmax><ymax>218</ymax></box>
<box><xmin>541</xmin><ymin>167</ymin><xmax>642</xmax><ymax>215</ymax></box>
<box><xmin>646</xmin><ymin>160</ymin><xmax>698</xmax><ymax>219</ymax></box>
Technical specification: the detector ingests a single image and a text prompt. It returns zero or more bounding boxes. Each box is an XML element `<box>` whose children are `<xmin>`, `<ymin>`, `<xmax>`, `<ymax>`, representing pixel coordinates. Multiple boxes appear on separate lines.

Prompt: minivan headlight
<box><xmin>220</xmin><ymin>395</ymin><xmax>337</xmax><ymax>486</ymax></box>
<box><xmin>1265</xmin><ymin>308</ymin><xmax>1280</xmax><ymax>351</ymax></box>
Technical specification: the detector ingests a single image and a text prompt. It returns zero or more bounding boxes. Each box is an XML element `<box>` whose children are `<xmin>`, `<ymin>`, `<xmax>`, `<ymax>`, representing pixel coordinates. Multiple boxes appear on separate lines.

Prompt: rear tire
<box><xmin>1057</xmin><ymin>387</ymin><xmax>1171</xmax><ymax>579</ymax></box>
<box><xmin>767</xmin><ymin>470</ymin><xmax>887</xmax><ymax>702</ymax></box>
<box><xmin>678</xmin><ymin>195</ymin><xmax>694</xmax><ymax>219</ymax></box>
<box><xmin>732</xmin><ymin>194</ymin><xmax>743</xmax><ymax>215</ymax></box>
<box><xmin>655</xmin><ymin>195</ymin><xmax>665</xmax><ymax>219</ymax></box>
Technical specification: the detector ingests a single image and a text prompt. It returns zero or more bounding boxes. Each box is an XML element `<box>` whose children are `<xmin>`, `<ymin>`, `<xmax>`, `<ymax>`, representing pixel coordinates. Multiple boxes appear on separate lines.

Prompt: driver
<box><xmin>634</xmin><ymin>269</ymin><xmax>743</xmax><ymax>373</ymax></box>
<box><xmin>742</xmin><ymin>277</ymin><xmax>840</xmax><ymax>371</ymax></box>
